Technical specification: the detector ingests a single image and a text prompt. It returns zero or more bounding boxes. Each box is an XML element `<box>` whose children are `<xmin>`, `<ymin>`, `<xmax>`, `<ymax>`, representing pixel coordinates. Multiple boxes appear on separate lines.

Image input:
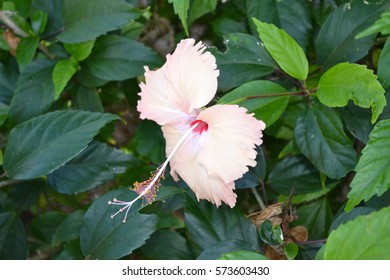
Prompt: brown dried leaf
<box><xmin>250</xmin><ymin>200</ymin><xmax>307</xmax><ymax>260</ymax></box>
<box><xmin>264</xmin><ymin>245</ymin><xmax>287</xmax><ymax>260</ymax></box>
<box><xmin>289</xmin><ymin>225</ymin><xmax>308</xmax><ymax>242</ymax></box>
<box><xmin>248</xmin><ymin>202</ymin><xmax>285</xmax><ymax>227</ymax></box>
<box><xmin>3</xmin><ymin>29</ymin><xmax>20</xmax><ymax>56</ymax></box>
<box><xmin>249</xmin><ymin>201</ymin><xmax>297</xmax><ymax>229</ymax></box>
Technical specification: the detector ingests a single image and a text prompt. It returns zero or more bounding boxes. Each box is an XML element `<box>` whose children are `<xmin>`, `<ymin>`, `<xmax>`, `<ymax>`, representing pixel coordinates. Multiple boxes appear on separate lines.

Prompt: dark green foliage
<box><xmin>184</xmin><ymin>194</ymin><xmax>261</xmax><ymax>256</ymax></box>
<box><xmin>0</xmin><ymin>0</ymin><xmax>389</xmax><ymax>261</ymax></box>
<box><xmin>0</xmin><ymin>212</ymin><xmax>28</xmax><ymax>259</ymax></box>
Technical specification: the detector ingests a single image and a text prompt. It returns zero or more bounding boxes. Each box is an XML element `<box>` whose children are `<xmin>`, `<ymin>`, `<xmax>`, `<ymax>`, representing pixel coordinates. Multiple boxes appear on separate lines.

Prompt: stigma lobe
<box><xmin>190</xmin><ymin>120</ymin><xmax>208</xmax><ymax>134</ymax></box>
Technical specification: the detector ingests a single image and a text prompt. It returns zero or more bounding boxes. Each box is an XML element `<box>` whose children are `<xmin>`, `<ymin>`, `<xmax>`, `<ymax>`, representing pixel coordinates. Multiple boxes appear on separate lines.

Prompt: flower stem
<box><xmin>251</xmin><ymin>187</ymin><xmax>266</xmax><ymax>210</ymax></box>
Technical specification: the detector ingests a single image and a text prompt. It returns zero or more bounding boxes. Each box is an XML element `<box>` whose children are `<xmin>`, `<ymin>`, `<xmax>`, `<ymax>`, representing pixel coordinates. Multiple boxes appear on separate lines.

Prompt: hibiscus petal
<box><xmin>196</xmin><ymin>104</ymin><xmax>266</xmax><ymax>184</ymax></box>
<box><xmin>137</xmin><ymin>66</ymin><xmax>192</xmax><ymax>125</ymax></box>
<box><xmin>173</xmin><ymin>155</ymin><xmax>237</xmax><ymax>208</ymax></box>
<box><xmin>137</xmin><ymin>38</ymin><xmax>218</xmax><ymax>125</ymax></box>
<box><xmin>162</xmin><ymin>123</ymin><xmax>237</xmax><ymax>207</ymax></box>
<box><xmin>165</xmin><ymin>38</ymin><xmax>219</xmax><ymax>112</ymax></box>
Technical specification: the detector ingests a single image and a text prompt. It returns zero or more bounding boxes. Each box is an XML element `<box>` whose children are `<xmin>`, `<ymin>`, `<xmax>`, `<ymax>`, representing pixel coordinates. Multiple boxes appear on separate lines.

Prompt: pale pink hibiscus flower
<box><xmin>109</xmin><ymin>38</ymin><xmax>265</xmax><ymax>222</ymax></box>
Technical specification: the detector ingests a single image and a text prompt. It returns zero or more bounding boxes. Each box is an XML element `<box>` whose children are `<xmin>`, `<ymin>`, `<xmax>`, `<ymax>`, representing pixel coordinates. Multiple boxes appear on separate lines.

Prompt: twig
<box><xmin>296</xmin><ymin>238</ymin><xmax>327</xmax><ymax>245</ymax></box>
<box><xmin>37</xmin><ymin>44</ymin><xmax>55</xmax><ymax>60</ymax></box>
<box><xmin>0</xmin><ymin>10</ymin><xmax>28</xmax><ymax>37</ymax></box>
<box><xmin>260</xmin><ymin>181</ymin><xmax>268</xmax><ymax>207</ymax></box>
<box><xmin>0</xmin><ymin>10</ymin><xmax>54</xmax><ymax>60</ymax></box>
<box><xmin>227</xmin><ymin>91</ymin><xmax>305</xmax><ymax>105</ymax></box>
<box><xmin>275</xmin><ymin>68</ymin><xmax>305</xmax><ymax>91</ymax></box>
<box><xmin>0</xmin><ymin>179</ymin><xmax>19</xmax><ymax>188</ymax></box>
<box><xmin>41</xmin><ymin>28</ymin><xmax>64</xmax><ymax>40</ymax></box>
<box><xmin>304</xmin><ymin>88</ymin><xmax>313</xmax><ymax>107</ymax></box>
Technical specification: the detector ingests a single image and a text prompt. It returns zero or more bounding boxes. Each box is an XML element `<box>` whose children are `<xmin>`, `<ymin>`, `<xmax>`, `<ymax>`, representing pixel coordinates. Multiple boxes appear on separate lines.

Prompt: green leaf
<box><xmin>297</xmin><ymin>243</ymin><xmax>323</xmax><ymax>260</ymax></box>
<box><xmin>0</xmin><ymin>61</ymin><xmax>18</xmax><ymax>104</ymax></box>
<box><xmin>282</xmin><ymin>182</ymin><xmax>338</xmax><ymax>205</ymax></box>
<box><xmin>86</xmin><ymin>35</ymin><xmax>161</xmax><ymax>82</ymax></box>
<box><xmin>219</xmin><ymin>80</ymin><xmax>289</xmax><ymax>127</ymax></box>
<box><xmin>76</xmin><ymin>63</ymin><xmax>108</xmax><ymax>87</ymax></box>
<box><xmin>52</xmin><ymin>210</ymin><xmax>85</xmax><ymax>245</ymax></box>
<box><xmin>355</xmin><ymin>9</ymin><xmax>390</xmax><ymax>38</ymax></box>
<box><xmin>155</xmin><ymin>213</ymin><xmax>184</xmax><ymax>230</ymax></box>
<box><xmin>58</xmin><ymin>0</ymin><xmax>138</xmax><ymax>43</ymax></box>
<box><xmin>268</xmin><ymin>155</ymin><xmax>322</xmax><ymax>196</ymax></box>
<box><xmin>31</xmin><ymin>10</ymin><xmax>48</xmax><ymax>35</ymax></box>
<box><xmin>197</xmin><ymin>240</ymin><xmax>258</xmax><ymax>260</ymax></box>
<box><xmin>247</xmin><ymin>0</ymin><xmax>312</xmax><ymax>50</ymax></box>
<box><xmin>52</xmin><ymin>58</ymin><xmax>78</xmax><ymax>99</ymax></box>
<box><xmin>328</xmin><ymin>207</ymin><xmax>375</xmax><ymax>234</ymax></box>
<box><xmin>8</xmin><ymin>59</ymin><xmax>55</xmax><ymax>126</ymax></box>
<box><xmin>3</xmin><ymin>110</ymin><xmax>119</xmax><ymax>179</ymax></box>
<box><xmin>188</xmin><ymin>0</ymin><xmax>217</xmax><ymax>25</ymax></box>
<box><xmin>2</xmin><ymin>1</ymin><xmax>15</xmax><ymax>10</ymax></box>
<box><xmin>141</xmin><ymin>229</ymin><xmax>194</xmax><ymax>260</ymax></box>
<box><xmin>0</xmin><ymin>212</ymin><xmax>28</xmax><ymax>260</ymax></box>
<box><xmin>259</xmin><ymin>220</ymin><xmax>283</xmax><ymax>246</ymax></box>
<box><xmin>341</xmin><ymin>102</ymin><xmax>374</xmax><ymax>145</ymax></box>
<box><xmin>0</xmin><ymin>30</ymin><xmax>11</xmax><ymax>52</ymax></box>
<box><xmin>278</xmin><ymin>140</ymin><xmax>300</xmax><ymax>158</ymax></box>
<box><xmin>15</xmin><ymin>36</ymin><xmax>39</xmax><ymax>68</ymax></box>
<box><xmin>315</xmin><ymin>1</ymin><xmax>390</xmax><ymax>69</ymax></box>
<box><xmin>378</xmin><ymin>36</ymin><xmax>390</xmax><ymax>89</ymax></box>
<box><xmin>184</xmin><ymin>194</ymin><xmax>260</xmax><ymax>254</ymax></box>
<box><xmin>294</xmin><ymin>104</ymin><xmax>357</xmax><ymax>179</ymax></box>
<box><xmin>292</xmin><ymin>198</ymin><xmax>333</xmax><ymax>240</ymax></box>
<box><xmin>8</xmin><ymin>0</ymin><xmax>31</xmax><ymax>18</ymax></box>
<box><xmin>30</xmin><ymin>211</ymin><xmax>66</xmax><ymax>244</ymax></box>
<box><xmin>284</xmin><ymin>242</ymin><xmax>299</xmax><ymax>260</ymax></box>
<box><xmin>168</xmin><ymin>0</ymin><xmax>190</xmax><ymax>36</ymax></box>
<box><xmin>155</xmin><ymin>186</ymin><xmax>185</xmax><ymax>203</ymax></box>
<box><xmin>209</xmin><ymin>33</ymin><xmax>275</xmax><ymax>92</ymax></box>
<box><xmin>218</xmin><ymin>250</ymin><xmax>268</xmax><ymax>260</ymax></box>
<box><xmin>212</xmin><ymin>18</ymin><xmax>246</xmax><ymax>37</ymax></box>
<box><xmin>317</xmin><ymin>62</ymin><xmax>386</xmax><ymax>123</ymax></box>
<box><xmin>381</xmin><ymin>92</ymin><xmax>390</xmax><ymax>120</ymax></box>
<box><xmin>316</xmin><ymin>245</ymin><xmax>325</xmax><ymax>260</ymax></box>
<box><xmin>47</xmin><ymin>141</ymin><xmax>134</xmax><ymax>194</ymax></box>
<box><xmin>9</xmin><ymin>13</ymin><xmax>33</xmax><ymax>36</ymax></box>
<box><xmin>73</xmin><ymin>85</ymin><xmax>103</xmax><ymax>112</ymax></box>
<box><xmin>80</xmin><ymin>188</ymin><xmax>158</xmax><ymax>259</ymax></box>
<box><xmin>324</xmin><ymin>206</ymin><xmax>390</xmax><ymax>259</ymax></box>
<box><xmin>366</xmin><ymin>189</ymin><xmax>390</xmax><ymax>209</ymax></box>
<box><xmin>0</xmin><ymin>102</ymin><xmax>9</xmax><ymax>127</ymax></box>
<box><xmin>346</xmin><ymin>120</ymin><xmax>390</xmax><ymax>212</ymax></box>
<box><xmin>56</xmin><ymin>239</ymin><xmax>84</xmax><ymax>260</ymax></box>
<box><xmin>31</xmin><ymin>0</ymin><xmax>63</xmax><ymax>39</ymax></box>
<box><xmin>7</xmin><ymin>180</ymin><xmax>44</xmax><ymax>211</ymax></box>
<box><xmin>252</xmin><ymin>18</ymin><xmax>308</xmax><ymax>80</ymax></box>
<box><xmin>65</xmin><ymin>40</ymin><xmax>95</xmax><ymax>62</ymax></box>
<box><xmin>132</xmin><ymin>120</ymin><xmax>165</xmax><ymax>164</ymax></box>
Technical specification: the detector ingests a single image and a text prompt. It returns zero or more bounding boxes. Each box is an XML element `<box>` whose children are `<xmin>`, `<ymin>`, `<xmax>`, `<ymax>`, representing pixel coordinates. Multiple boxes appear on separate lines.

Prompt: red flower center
<box><xmin>191</xmin><ymin>120</ymin><xmax>209</xmax><ymax>134</ymax></box>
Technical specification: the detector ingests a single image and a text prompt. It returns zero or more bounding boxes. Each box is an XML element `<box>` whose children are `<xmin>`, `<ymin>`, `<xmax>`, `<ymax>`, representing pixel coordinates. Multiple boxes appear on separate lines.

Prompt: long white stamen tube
<box><xmin>109</xmin><ymin>121</ymin><xmax>200</xmax><ymax>222</ymax></box>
